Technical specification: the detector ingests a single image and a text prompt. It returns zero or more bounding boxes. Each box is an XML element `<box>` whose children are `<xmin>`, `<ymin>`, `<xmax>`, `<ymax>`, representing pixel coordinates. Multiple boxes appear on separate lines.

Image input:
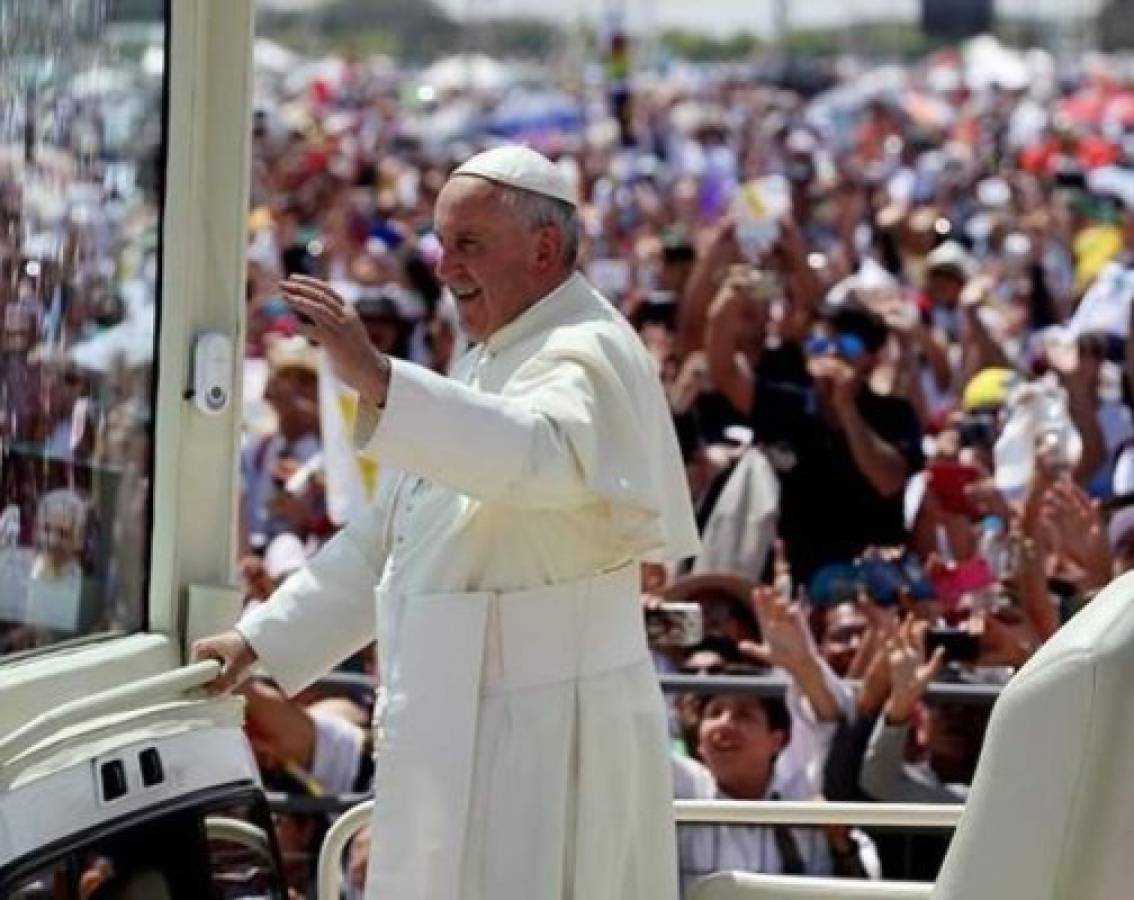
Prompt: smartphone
<box><xmin>926</xmin><ymin>626</ymin><xmax>982</xmax><ymax>663</ymax></box>
<box><xmin>927</xmin><ymin>460</ymin><xmax>983</xmax><ymax>517</ymax></box>
<box><xmin>644</xmin><ymin>602</ymin><xmax>704</xmax><ymax>649</ymax></box>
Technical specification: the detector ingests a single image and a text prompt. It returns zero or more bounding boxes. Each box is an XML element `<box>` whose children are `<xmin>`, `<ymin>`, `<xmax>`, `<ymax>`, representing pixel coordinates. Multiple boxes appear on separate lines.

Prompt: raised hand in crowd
<box><xmin>775</xmin><ymin>215</ymin><xmax>824</xmax><ymax>327</ymax></box>
<box><xmin>1054</xmin><ymin>338</ymin><xmax>1106</xmax><ymax>483</ymax></box>
<box><xmin>678</xmin><ymin>215</ymin><xmax>740</xmax><ymax>355</ymax></box>
<box><xmin>705</xmin><ymin>265</ymin><xmax>769</xmax><ymax>414</ymax></box>
<box><xmin>957</xmin><ymin>274</ymin><xmax>1013</xmax><ymax>382</ymax></box>
<box><xmin>964</xmin><ymin>476</ymin><xmax>1014</xmax><ymax>524</ymax></box>
<box><xmin>848</xmin><ymin>590</ymin><xmax>898</xmax><ymax>718</ymax></box>
<box><xmin>972</xmin><ymin>611</ymin><xmax>1033</xmax><ymax>670</ymax></box>
<box><xmin>741</xmin><ymin>544</ymin><xmax>842</xmax><ymax>722</ymax></box>
<box><xmin>883</xmin><ymin>619</ymin><xmax>945</xmax><ymax>727</ymax></box>
<box><xmin>1041</xmin><ymin>479</ymin><xmax>1111</xmax><ymax>589</ymax></box>
<box><xmin>856</xmin><ymin>635</ymin><xmax>894</xmax><ymax>720</ymax></box>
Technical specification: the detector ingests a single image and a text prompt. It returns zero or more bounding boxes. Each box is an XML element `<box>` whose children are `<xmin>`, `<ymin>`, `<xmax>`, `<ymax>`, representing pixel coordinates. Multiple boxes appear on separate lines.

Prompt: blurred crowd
<box><xmin>234</xmin><ymin>34</ymin><xmax>1134</xmax><ymax>897</ymax></box>
<box><xmin>9</xmin><ymin>17</ymin><xmax>1134</xmax><ymax>898</ymax></box>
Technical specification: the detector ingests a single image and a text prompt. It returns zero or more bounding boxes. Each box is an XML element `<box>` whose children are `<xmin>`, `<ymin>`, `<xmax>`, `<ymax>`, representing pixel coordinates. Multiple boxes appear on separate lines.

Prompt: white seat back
<box><xmin>933</xmin><ymin>570</ymin><xmax>1134</xmax><ymax>899</ymax></box>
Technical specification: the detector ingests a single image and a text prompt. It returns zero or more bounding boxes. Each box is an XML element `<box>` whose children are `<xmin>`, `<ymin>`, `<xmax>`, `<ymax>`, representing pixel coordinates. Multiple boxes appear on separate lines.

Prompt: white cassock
<box><xmin>237</xmin><ymin>272</ymin><xmax>701</xmax><ymax>900</ymax></box>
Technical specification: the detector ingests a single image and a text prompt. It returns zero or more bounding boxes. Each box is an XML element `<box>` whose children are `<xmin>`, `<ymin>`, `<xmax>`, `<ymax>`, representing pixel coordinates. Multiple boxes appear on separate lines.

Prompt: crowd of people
<box><xmin>233</xmin><ymin>34</ymin><xmax>1134</xmax><ymax>896</ymax></box>
<box><xmin>7</xmin><ymin>16</ymin><xmax>1134</xmax><ymax>897</ymax></box>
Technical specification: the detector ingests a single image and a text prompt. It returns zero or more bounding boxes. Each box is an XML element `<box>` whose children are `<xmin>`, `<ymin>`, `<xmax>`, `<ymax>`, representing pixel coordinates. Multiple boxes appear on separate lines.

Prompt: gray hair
<box><xmin>494</xmin><ymin>184</ymin><xmax>580</xmax><ymax>270</ymax></box>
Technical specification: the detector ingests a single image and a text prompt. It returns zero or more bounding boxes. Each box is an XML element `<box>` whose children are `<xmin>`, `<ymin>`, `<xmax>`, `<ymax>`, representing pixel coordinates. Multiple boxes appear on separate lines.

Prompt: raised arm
<box><xmin>677</xmin><ymin>217</ymin><xmax>741</xmax><ymax>357</ymax></box>
<box><xmin>705</xmin><ymin>267</ymin><xmax>766</xmax><ymax>415</ymax></box>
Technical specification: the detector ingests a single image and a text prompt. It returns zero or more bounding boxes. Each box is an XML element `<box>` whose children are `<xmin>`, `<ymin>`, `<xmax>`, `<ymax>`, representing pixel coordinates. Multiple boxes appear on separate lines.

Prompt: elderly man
<box><xmin>193</xmin><ymin>146</ymin><xmax>699</xmax><ymax>900</ymax></box>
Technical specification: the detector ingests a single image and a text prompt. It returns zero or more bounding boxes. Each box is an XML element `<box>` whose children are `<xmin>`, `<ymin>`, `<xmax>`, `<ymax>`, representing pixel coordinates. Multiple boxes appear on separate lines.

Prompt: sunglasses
<box><xmin>805</xmin><ymin>333</ymin><xmax>866</xmax><ymax>362</ymax></box>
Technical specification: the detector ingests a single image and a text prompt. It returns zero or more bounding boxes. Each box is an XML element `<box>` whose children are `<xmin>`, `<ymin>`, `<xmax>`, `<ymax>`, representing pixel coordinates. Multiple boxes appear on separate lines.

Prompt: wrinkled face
<box><xmin>433</xmin><ymin>177</ymin><xmax>548</xmax><ymax>342</ymax></box>
<box><xmin>697</xmin><ymin>695</ymin><xmax>786</xmax><ymax>798</ymax></box>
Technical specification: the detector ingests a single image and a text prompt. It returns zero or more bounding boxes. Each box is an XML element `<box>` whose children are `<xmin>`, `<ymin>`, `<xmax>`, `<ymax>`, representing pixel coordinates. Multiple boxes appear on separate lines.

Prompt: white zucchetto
<box><xmin>452</xmin><ymin>146</ymin><xmax>577</xmax><ymax>207</ymax></box>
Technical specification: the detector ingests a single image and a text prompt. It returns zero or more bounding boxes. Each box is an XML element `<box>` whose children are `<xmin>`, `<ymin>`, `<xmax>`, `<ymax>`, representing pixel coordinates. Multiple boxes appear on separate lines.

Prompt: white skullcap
<box><xmin>452</xmin><ymin>146</ymin><xmax>577</xmax><ymax>207</ymax></box>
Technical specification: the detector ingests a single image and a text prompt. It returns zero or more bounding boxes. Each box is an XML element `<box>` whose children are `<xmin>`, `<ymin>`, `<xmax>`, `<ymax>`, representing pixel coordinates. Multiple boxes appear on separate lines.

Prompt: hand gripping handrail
<box><xmin>0</xmin><ymin>660</ymin><xmax>222</xmax><ymax>766</ymax></box>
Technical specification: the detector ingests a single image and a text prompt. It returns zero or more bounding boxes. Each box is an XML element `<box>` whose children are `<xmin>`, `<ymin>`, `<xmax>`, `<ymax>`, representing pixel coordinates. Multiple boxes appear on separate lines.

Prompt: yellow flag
<box><xmin>319</xmin><ymin>354</ymin><xmax>380</xmax><ymax>525</ymax></box>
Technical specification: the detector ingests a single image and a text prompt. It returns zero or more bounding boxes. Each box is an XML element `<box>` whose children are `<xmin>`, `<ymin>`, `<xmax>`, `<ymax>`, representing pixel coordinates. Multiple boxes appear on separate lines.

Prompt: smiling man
<box><xmin>193</xmin><ymin>146</ymin><xmax>700</xmax><ymax>900</ymax></box>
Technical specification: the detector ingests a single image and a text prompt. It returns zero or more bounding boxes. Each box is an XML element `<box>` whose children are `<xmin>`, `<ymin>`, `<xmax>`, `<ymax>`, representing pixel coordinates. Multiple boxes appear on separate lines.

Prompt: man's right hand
<box><xmin>191</xmin><ymin>629</ymin><xmax>259</xmax><ymax>695</ymax></box>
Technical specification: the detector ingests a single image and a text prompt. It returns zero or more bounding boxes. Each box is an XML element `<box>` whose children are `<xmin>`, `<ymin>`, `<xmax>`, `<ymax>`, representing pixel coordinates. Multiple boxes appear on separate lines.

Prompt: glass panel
<box><xmin>2</xmin><ymin>795</ymin><xmax>286</xmax><ymax>899</ymax></box>
<box><xmin>0</xmin><ymin>0</ymin><xmax>167</xmax><ymax>657</ymax></box>
<box><xmin>6</xmin><ymin>859</ymin><xmax>73</xmax><ymax>899</ymax></box>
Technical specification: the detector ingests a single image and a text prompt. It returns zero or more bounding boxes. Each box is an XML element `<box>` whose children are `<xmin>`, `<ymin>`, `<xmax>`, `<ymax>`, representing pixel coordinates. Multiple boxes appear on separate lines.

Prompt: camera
<box><xmin>926</xmin><ymin>626</ymin><xmax>982</xmax><ymax>663</ymax></box>
<box><xmin>644</xmin><ymin>602</ymin><xmax>704</xmax><ymax>649</ymax></box>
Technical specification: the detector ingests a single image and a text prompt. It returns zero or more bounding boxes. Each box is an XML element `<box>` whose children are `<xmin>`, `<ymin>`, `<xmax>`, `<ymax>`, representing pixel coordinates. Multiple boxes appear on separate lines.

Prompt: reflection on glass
<box><xmin>0</xmin><ymin>0</ymin><xmax>166</xmax><ymax>657</ymax></box>
<box><xmin>3</xmin><ymin>799</ymin><xmax>285</xmax><ymax>899</ymax></box>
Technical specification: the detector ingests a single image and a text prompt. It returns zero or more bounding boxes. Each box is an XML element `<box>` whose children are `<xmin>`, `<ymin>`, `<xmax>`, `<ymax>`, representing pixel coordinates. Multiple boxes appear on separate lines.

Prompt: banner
<box><xmin>317</xmin><ymin>353</ymin><xmax>380</xmax><ymax>526</ymax></box>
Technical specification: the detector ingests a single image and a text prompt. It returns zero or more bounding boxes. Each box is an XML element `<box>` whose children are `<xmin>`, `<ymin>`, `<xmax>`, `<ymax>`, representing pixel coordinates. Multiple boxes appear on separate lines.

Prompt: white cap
<box><xmin>452</xmin><ymin>146</ymin><xmax>577</xmax><ymax>207</ymax></box>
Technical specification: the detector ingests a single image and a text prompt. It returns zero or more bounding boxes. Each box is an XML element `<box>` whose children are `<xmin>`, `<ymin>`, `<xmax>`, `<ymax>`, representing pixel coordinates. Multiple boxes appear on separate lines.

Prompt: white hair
<box><xmin>495</xmin><ymin>184</ymin><xmax>580</xmax><ymax>270</ymax></box>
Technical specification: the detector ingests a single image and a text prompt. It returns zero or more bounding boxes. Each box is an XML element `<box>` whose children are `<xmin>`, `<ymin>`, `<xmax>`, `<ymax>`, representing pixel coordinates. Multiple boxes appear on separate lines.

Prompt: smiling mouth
<box><xmin>452</xmin><ymin>286</ymin><xmax>481</xmax><ymax>303</ymax></box>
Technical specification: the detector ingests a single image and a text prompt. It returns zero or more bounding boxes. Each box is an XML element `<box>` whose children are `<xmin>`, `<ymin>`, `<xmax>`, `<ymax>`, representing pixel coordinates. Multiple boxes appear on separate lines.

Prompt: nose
<box><xmin>434</xmin><ymin>246</ymin><xmax>456</xmax><ymax>283</ymax></box>
<box><xmin>712</xmin><ymin>709</ymin><xmax>739</xmax><ymax>737</ymax></box>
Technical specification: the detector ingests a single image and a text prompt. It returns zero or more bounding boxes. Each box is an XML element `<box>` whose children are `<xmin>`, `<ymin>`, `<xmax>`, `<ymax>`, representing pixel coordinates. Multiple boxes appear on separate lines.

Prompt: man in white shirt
<box><xmin>192</xmin><ymin>146</ymin><xmax>700</xmax><ymax>900</ymax></box>
<box><xmin>673</xmin><ymin>692</ymin><xmax>877</xmax><ymax>896</ymax></box>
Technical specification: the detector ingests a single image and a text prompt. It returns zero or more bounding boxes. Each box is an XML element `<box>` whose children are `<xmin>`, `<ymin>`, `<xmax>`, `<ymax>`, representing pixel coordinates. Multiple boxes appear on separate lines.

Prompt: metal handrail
<box><xmin>309</xmin><ymin>671</ymin><xmax>1003</xmax><ymax>706</ymax></box>
<box><xmin>0</xmin><ymin>660</ymin><xmax>222</xmax><ymax>765</ymax></box>
<box><xmin>691</xmin><ymin>871</ymin><xmax>934</xmax><ymax>899</ymax></box>
<box><xmin>314</xmin><ymin>799</ymin><xmax>963</xmax><ymax>898</ymax></box>
<box><xmin>266</xmin><ymin>791</ymin><xmax>371</xmax><ymax>815</ymax></box>
<box><xmin>204</xmin><ymin>815</ymin><xmax>274</xmax><ymax>858</ymax></box>
<box><xmin>317</xmin><ymin>799</ymin><xmax>374</xmax><ymax>900</ymax></box>
<box><xmin>659</xmin><ymin>673</ymin><xmax>1002</xmax><ymax>705</ymax></box>
<box><xmin>674</xmin><ymin>800</ymin><xmax>963</xmax><ymax>828</ymax></box>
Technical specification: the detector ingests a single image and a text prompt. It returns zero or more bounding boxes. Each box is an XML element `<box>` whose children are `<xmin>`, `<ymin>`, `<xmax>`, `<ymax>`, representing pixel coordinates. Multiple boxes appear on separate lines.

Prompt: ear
<box><xmin>532</xmin><ymin>223</ymin><xmax>563</xmax><ymax>274</ymax></box>
<box><xmin>771</xmin><ymin>728</ymin><xmax>788</xmax><ymax>757</ymax></box>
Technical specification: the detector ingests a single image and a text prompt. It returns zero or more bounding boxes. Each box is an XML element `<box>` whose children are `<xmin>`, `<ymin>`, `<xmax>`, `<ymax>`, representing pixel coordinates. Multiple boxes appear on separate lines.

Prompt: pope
<box><xmin>192</xmin><ymin>145</ymin><xmax>700</xmax><ymax>900</ymax></box>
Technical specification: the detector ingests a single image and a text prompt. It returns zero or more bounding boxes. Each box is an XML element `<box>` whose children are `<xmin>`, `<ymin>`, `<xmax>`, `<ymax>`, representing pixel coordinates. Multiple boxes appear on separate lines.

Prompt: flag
<box><xmin>317</xmin><ymin>353</ymin><xmax>380</xmax><ymax>525</ymax></box>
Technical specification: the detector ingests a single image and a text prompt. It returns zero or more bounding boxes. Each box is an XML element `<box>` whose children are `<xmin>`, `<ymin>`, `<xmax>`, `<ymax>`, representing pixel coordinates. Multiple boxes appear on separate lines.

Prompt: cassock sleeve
<box><xmin>234</xmin><ymin>487</ymin><xmax>392</xmax><ymax>696</ymax></box>
<box><xmin>354</xmin><ymin>356</ymin><xmax>606</xmax><ymax>510</ymax></box>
